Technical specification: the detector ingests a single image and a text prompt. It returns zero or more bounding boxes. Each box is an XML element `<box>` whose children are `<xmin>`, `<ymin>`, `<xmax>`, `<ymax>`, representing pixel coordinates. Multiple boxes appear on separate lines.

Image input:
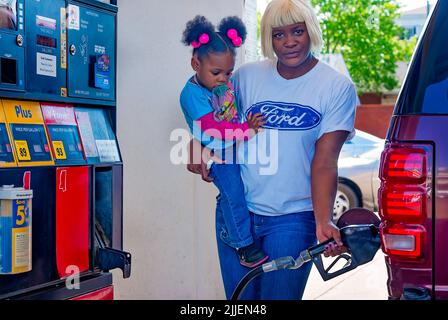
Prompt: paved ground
<box><xmin>303</xmin><ymin>251</ymin><xmax>388</xmax><ymax>300</ymax></box>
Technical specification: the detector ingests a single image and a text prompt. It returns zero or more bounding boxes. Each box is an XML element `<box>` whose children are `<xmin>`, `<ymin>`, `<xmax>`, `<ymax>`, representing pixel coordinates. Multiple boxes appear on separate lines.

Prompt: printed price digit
<box><xmin>20</xmin><ymin>147</ymin><xmax>28</xmax><ymax>157</ymax></box>
<box><xmin>15</xmin><ymin>140</ymin><xmax>31</xmax><ymax>161</ymax></box>
<box><xmin>16</xmin><ymin>205</ymin><xmax>26</xmax><ymax>226</ymax></box>
<box><xmin>52</xmin><ymin>141</ymin><xmax>67</xmax><ymax>160</ymax></box>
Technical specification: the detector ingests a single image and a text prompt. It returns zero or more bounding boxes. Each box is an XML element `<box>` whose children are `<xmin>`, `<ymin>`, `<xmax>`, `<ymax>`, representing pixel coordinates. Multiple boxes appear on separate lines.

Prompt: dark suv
<box><xmin>378</xmin><ymin>0</ymin><xmax>447</xmax><ymax>300</ymax></box>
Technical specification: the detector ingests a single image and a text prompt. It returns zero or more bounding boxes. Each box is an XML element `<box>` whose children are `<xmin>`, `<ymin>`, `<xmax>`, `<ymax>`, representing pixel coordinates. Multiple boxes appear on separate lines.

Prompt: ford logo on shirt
<box><xmin>246</xmin><ymin>101</ymin><xmax>321</xmax><ymax>130</ymax></box>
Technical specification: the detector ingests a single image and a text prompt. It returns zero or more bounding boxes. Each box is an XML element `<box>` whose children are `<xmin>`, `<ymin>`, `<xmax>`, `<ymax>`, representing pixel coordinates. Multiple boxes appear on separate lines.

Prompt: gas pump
<box><xmin>0</xmin><ymin>0</ymin><xmax>130</xmax><ymax>300</ymax></box>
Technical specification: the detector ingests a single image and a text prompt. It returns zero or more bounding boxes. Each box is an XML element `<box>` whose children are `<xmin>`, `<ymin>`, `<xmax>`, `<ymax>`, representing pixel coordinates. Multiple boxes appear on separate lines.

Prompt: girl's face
<box><xmin>192</xmin><ymin>52</ymin><xmax>234</xmax><ymax>91</ymax></box>
<box><xmin>271</xmin><ymin>22</ymin><xmax>312</xmax><ymax>71</ymax></box>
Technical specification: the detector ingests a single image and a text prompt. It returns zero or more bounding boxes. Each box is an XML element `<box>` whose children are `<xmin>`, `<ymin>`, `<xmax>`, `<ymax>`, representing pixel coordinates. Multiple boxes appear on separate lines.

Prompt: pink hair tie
<box><xmin>227</xmin><ymin>28</ymin><xmax>238</xmax><ymax>39</ymax></box>
<box><xmin>227</xmin><ymin>28</ymin><xmax>242</xmax><ymax>47</ymax></box>
<box><xmin>199</xmin><ymin>33</ymin><xmax>210</xmax><ymax>44</ymax></box>
<box><xmin>191</xmin><ymin>33</ymin><xmax>210</xmax><ymax>49</ymax></box>
<box><xmin>232</xmin><ymin>36</ymin><xmax>242</xmax><ymax>47</ymax></box>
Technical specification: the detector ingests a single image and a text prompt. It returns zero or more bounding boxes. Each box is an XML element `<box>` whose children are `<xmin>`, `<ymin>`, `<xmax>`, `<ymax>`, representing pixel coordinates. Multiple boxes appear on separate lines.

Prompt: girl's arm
<box><xmin>196</xmin><ymin>112</ymin><xmax>264</xmax><ymax>141</ymax></box>
<box><xmin>311</xmin><ymin>130</ymin><xmax>349</xmax><ymax>255</ymax></box>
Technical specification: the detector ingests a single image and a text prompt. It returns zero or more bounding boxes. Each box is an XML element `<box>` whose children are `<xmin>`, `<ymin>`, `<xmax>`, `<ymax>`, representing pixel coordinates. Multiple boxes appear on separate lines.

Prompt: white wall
<box><xmin>243</xmin><ymin>0</ymin><xmax>259</xmax><ymax>62</ymax></box>
<box><xmin>114</xmin><ymin>0</ymin><xmax>244</xmax><ymax>299</ymax></box>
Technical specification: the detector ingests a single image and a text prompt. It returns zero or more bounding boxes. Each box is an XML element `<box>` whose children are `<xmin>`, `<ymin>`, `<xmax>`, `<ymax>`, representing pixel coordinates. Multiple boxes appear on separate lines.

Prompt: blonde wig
<box><xmin>260</xmin><ymin>0</ymin><xmax>323</xmax><ymax>59</ymax></box>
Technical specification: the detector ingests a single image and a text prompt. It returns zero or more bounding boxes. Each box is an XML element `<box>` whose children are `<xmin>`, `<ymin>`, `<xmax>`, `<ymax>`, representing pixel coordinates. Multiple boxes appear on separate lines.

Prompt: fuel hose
<box><xmin>231</xmin><ymin>256</ymin><xmax>298</xmax><ymax>300</ymax></box>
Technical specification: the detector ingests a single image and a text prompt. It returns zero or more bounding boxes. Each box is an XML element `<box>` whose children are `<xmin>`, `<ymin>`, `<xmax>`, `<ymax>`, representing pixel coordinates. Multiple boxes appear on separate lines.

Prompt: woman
<box><xmin>187</xmin><ymin>0</ymin><xmax>357</xmax><ymax>300</ymax></box>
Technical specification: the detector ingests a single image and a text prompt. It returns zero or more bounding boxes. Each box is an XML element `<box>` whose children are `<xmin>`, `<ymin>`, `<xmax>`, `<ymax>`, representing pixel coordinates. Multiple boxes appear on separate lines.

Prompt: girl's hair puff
<box><xmin>182</xmin><ymin>15</ymin><xmax>215</xmax><ymax>47</ymax></box>
<box><xmin>218</xmin><ymin>16</ymin><xmax>247</xmax><ymax>46</ymax></box>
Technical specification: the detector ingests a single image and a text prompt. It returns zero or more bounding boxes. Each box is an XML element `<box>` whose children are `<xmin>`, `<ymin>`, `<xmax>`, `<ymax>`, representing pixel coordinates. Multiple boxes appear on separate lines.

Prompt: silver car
<box><xmin>333</xmin><ymin>130</ymin><xmax>384</xmax><ymax>221</ymax></box>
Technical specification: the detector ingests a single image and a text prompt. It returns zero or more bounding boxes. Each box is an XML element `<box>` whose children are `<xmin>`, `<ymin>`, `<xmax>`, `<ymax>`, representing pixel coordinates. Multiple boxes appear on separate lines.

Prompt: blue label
<box><xmin>11</xmin><ymin>123</ymin><xmax>52</xmax><ymax>162</ymax></box>
<box><xmin>246</xmin><ymin>101</ymin><xmax>321</xmax><ymax>131</ymax></box>
<box><xmin>12</xmin><ymin>199</ymin><xmax>31</xmax><ymax>228</ymax></box>
<box><xmin>48</xmin><ymin>125</ymin><xmax>85</xmax><ymax>163</ymax></box>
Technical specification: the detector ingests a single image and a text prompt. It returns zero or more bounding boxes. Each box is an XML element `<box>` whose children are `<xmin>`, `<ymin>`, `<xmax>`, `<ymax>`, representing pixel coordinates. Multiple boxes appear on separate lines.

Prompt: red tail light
<box><xmin>379</xmin><ymin>143</ymin><xmax>432</xmax><ymax>261</ymax></box>
<box><xmin>379</xmin><ymin>185</ymin><xmax>427</xmax><ymax>223</ymax></box>
<box><xmin>382</xmin><ymin>147</ymin><xmax>427</xmax><ymax>182</ymax></box>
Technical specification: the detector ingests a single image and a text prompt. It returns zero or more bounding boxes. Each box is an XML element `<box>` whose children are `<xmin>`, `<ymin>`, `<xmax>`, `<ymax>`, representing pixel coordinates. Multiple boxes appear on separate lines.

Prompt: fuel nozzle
<box><xmin>231</xmin><ymin>223</ymin><xmax>381</xmax><ymax>300</ymax></box>
<box><xmin>262</xmin><ymin>224</ymin><xmax>380</xmax><ymax>280</ymax></box>
<box><xmin>310</xmin><ymin>224</ymin><xmax>381</xmax><ymax>281</ymax></box>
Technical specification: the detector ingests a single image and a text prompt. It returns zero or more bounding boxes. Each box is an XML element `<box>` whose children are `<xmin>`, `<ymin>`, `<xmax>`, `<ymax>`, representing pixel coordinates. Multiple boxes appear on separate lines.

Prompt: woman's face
<box><xmin>192</xmin><ymin>52</ymin><xmax>234</xmax><ymax>91</ymax></box>
<box><xmin>272</xmin><ymin>22</ymin><xmax>312</xmax><ymax>70</ymax></box>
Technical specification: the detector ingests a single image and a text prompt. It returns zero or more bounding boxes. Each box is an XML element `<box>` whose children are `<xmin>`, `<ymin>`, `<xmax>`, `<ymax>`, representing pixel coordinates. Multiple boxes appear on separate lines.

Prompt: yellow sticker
<box><xmin>52</xmin><ymin>140</ymin><xmax>67</xmax><ymax>160</ymax></box>
<box><xmin>2</xmin><ymin>100</ymin><xmax>43</xmax><ymax>124</ymax></box>
<box><xmin>15</xmin><ymin>140</ymin><xmax>31</xmax><ymax>161</ymax></box>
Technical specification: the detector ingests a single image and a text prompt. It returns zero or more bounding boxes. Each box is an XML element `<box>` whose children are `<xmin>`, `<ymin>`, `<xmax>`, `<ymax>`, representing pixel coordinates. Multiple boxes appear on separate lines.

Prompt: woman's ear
<box><xmin>191</xmin><ymin>55</ymin><xmax>200</xmax><ymax>71</ymax></box>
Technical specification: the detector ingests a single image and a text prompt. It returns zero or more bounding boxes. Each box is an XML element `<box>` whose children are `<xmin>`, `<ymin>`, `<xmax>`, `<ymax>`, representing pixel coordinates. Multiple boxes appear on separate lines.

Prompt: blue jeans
<box><xmin>209</xmin><ymin>163</ymin><xmax>253</xmax><ymax>249</ymax></box>
<box><xmin>215</xmin><ymin>195</ymin><xmax>317</xmax><ymax>300</ymax></box>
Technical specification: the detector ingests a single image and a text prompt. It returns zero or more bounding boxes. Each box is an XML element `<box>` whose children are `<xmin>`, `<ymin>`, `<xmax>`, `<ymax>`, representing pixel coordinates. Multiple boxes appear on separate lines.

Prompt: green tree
<box><xmin>311</xmin><ymin>0</ymin><xmax>410</xmax><ymax>94</ymax></box>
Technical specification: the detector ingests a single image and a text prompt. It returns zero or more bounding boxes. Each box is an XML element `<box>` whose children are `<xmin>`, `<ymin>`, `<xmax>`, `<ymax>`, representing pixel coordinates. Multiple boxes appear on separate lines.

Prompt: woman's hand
<box><xmin>187</xmin><ymin>138</ymin><xmax>224</xmax><ymax>182</ymax></box>
<box><xmin>316</xmin><ymin>220</ymin><xmax>346</xmax><ymax>257</ymax></box>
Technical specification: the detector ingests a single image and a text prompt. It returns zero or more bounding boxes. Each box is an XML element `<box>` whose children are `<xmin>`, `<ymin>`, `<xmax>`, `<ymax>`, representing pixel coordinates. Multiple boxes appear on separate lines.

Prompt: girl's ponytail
<box><xmin>218</xmin><ymin>16</ymin><xmax>247</xmax><ymax>48</ymax></box>
<box><xmin>182</xmin><ymin>15</ymin><xmax>215</xmax><ymax>49</ymax></box>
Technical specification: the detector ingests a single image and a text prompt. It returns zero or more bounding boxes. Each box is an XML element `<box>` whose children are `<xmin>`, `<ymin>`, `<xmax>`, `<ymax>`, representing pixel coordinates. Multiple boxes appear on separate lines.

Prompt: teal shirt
<box><xmin>179</xmin><ymin>77</ymin><xmax>234</xmax><ymax>151</ymax></box>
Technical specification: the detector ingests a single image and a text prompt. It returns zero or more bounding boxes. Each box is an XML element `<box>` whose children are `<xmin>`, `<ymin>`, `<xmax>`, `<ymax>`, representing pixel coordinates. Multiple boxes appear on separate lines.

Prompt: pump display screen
<box><xmin>10</xmin><ymin>123</ymin><xmax>52</xmax><ymax>162</ymax></box>
<box><xmin>47</xmin><ymin>125</ymin><xmax>84</xmax><ymax>161</ymax></box>
<box><xmin>0</xmin><ymin>0</ymin><xmax>17</xmax><ymax>31</ymax></box>
<box><xmin>36</xmin><ymin>35</ymin><xmax>57</xmax><ymax>48</ymax></box>
<box><xmin>0</xmin><ymin>123</ymin><xmax>13</xmax><ymax>163</ymax></box>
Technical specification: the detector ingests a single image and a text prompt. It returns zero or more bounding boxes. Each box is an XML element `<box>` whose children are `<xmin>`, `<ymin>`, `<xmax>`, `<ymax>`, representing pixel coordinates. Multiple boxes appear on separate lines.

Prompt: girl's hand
<box><xmin>187</xmin><ymin>138</ymin><xmax>224</xmax><ymax>182</ymax></box>
<box><xmin>246</xmin><ymin>112</ymin><xmax>266</xmax><ymax>134</ymax></box>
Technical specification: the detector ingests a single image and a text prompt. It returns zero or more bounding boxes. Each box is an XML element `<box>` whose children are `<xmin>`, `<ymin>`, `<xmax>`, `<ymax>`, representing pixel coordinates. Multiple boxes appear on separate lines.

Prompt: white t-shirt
<box><xmin>233</xmin><ymin>59</ymin><xmax>357</xmax><ymax>216</ymax></box>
